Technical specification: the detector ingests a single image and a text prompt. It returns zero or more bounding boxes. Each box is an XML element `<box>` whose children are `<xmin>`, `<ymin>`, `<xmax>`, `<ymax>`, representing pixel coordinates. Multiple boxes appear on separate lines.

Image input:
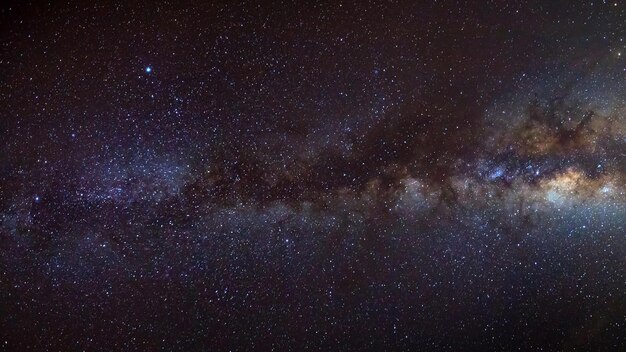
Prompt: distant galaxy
<box><xmin>1</xmin><ymin>1</ymin><xmax>625</xmax><ymax>351</ymax></box>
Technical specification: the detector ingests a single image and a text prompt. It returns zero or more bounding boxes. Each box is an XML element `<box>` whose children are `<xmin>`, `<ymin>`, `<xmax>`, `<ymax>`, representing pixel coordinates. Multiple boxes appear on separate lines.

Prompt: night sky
<box><xmin>1</xmin><ymin>1</ymin><xmax>626</xmax><ymax>351</ymax></box>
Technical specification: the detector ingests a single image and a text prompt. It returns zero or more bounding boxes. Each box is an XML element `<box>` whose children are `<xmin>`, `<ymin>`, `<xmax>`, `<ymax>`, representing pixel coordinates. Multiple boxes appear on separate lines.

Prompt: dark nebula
<box><xmin>1</xmin><ymin>1</ymin><xmax>625</xmax><ymax>351</ymax></box>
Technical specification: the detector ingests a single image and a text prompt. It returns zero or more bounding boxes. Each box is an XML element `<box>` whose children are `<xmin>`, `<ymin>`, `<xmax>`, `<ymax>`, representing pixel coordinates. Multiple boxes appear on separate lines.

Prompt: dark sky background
<box><xmin>1</xmin><ymin>1</ymin><xmax>625</xmax><ymax>351</ymax></box>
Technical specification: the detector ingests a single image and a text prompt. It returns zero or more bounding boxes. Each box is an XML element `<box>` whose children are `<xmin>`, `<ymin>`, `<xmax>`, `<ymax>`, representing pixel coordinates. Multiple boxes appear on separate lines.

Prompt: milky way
<box><xmin>1</xmin><ymin>1</ymin><xmax>626</xmax><ymax>351</ymax></box>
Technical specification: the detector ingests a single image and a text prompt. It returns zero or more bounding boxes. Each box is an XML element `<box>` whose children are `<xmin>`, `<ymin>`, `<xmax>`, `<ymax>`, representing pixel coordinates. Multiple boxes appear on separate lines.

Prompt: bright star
<box><xmin>145</xmin><ymin>66</ymin><xmax>152</xmax><ymax>73</ymax></box>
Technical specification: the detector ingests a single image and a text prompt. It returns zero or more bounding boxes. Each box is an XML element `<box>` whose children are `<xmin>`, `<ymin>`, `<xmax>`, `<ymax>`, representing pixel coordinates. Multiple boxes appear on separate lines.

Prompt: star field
<box><xmin>1</xmin><ymin>1</ymin><xmax>626</xmax><ymax>351</ymax></box>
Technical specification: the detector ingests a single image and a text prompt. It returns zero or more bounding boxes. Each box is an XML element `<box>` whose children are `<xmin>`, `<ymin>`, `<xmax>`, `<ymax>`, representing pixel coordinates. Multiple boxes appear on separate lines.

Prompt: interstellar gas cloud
<box><xmin>1</xmin><ymin>1</ymin><xmax>625</xmax><ymax>351</ymax></box>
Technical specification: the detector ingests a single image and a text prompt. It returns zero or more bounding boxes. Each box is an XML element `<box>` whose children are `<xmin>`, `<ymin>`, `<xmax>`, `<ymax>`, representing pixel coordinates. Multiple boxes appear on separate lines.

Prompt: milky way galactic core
<box><xmin>1</xmin><ymin>1</ymin><xmax>625</xmax><ymax>351</ymax></box>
